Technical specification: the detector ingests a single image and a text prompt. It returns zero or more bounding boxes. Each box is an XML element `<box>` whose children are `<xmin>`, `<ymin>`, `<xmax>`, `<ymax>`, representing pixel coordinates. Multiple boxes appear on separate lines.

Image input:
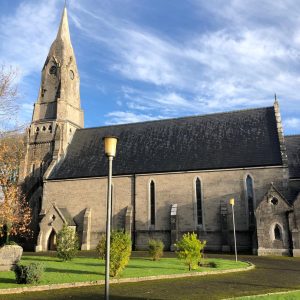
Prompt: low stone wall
<box><xmin>257</xmin><ymin>247</ymin><xmax>290</xmax><ymax>256</ymax></box>
<box><xmin>0</xmin><ymin>245</ymin><xmax>23</xmax><ymax>271</ymax></box>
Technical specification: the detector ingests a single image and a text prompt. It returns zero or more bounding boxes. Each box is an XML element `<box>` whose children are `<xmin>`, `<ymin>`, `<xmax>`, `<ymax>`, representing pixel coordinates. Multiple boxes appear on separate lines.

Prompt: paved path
<box><xmin>1</xmin><ymin>254</ymin><xmax>300</xmax><ymax>300</ymax></box>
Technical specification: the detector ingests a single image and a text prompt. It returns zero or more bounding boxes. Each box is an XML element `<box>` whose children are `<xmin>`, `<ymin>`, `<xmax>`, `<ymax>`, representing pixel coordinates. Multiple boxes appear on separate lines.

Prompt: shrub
<box><xmin>175</xmin><ymin>232</ymin><xmax>206</xmax><ymax>271</ymax></box>
<box><xmin>14</xmin><ymin>263</ymin><xmax>43</xmax><ymax>284</ymax></box>
<box><xmin>96</xmin><ymin>234</ymin><xmax>106</xmax><ymax>260</ymax></box>
<box><xmin>56</xmin><ymin>225</ymin><xmax>79</xmax><ymax>261</ymax></box>
<box><xmin>208</xmin><ymin>261</ymin><xmax>217</xmax><ymax>268</ymax></box>
<box><xmin>110</xmin><ymin>231</ymin><xmax>132</xmax><ymax>277</ymax></box>
<box><xmin>148</xmin><ymin>239</ymin><xmax>164</xmax><ymax>261</ymax></box>
<box><xmin>96</xmin><ymin>231</ymin><xmax>131</xmax><ymax>277</ymax></box>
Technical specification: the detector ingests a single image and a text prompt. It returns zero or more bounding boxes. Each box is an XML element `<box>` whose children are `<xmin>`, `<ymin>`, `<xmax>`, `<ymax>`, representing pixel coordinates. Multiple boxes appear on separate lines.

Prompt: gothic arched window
<box><xmin>246</xmin><ymin>175</ymin><xmax>254</xmax><ymax>225</ymax></box>
<box><xmin>274</xmin><ymin>224</ymin><xmax>282</xmax><ymax>241</ymax></box>
<box><xmin>196</xmin><ymin>178</ymin><xmax>203</xmax><ymax>225</ymax></box>
<box><xmin>150</xmin><ymin>180</ymin><xmax>155</xmax><ymax>226</ymax></box>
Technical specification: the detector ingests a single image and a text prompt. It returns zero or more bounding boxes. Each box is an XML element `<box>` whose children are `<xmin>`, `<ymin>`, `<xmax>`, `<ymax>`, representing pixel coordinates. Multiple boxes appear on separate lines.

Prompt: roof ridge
<box><xmin>285</xmin><ymin>134</ymin><xmax>300</xmax><ymax>137</ymax></box>
<box><xmin>78</xmin><ymin>105</ymin><xmax>274</xmax><ymax>131</ymax></box>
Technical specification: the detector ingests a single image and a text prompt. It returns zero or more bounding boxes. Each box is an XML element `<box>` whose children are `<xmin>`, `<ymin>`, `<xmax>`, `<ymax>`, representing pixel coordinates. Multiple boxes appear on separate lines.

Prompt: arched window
<box><xmin>246</xmin><ymin>175</ymin><xmax>255</xmax><ymax>225</ymax></box>
<box><xmin>150</xmin><ymin>180</ymin><xmax>155</xmax><ymax>226</ymax></box>
<box><xmin>274</xmin><ymin>224</ymin><xmax>282</xmax><ymax>241</ymax></box>
<box><xmin>196</xmin><ymin>178</ymin><xmax>203</xmax><ymax>225</ymax></box>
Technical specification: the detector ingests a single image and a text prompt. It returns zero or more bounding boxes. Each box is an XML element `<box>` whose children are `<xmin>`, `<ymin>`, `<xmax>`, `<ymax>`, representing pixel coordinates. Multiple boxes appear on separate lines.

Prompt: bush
<box><xmin>56</xmin><ymin>225</ymin><xmax>79</xmax><ymax>261</ymax></box>
<box><xmin>14</xmin><ymin>263</ymin><xmax>43</xmax><ymax>284</ymax></box>
<box><xmin>208</xmin><ymin>261</ymin><xmax>217</xmax><ymax>268</ymax></box>
<box><xmin>110</xmin><ymin>231</ymin><xmax>132</xmax><ymax>277</ymax></box>
<box><xmin>97</xmin><ymin>231</ymin><xmax>131</xmax><ymax>277</ymax></box>
<box><xmin>175</xmin><ymin>232</ymin><xmax>206</xmax><ymax>271</ymax></box>
<box><xmin>148</xmin><ymin>239</ymin><xmax>164</xmax><ymax>261</ymax></box>
<box><xmin>96</xmin><ymin>234</ymin><xmax>106</xmax><ymax>260</ymax></box>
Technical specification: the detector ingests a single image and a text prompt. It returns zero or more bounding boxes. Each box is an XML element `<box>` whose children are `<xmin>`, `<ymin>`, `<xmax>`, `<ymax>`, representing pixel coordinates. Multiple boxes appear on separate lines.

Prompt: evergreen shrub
<box><xmin>56</xmin><ymin>225</ymin><xmax>79</xmax><ymax>261</ymax></box>
<box><xmin>96</xmin><ymin>234</ymin><xmax>106</xmax><ymax>260</ymax></box>
<box><xmin>148</xmin><ymin>239</ymin><xmax>164</xmax><ymax>261</ymax></box>
<box><xmin>14</xmin><ymin>263</ymin><xmax>43</xmax><ymax>284</ymax></box>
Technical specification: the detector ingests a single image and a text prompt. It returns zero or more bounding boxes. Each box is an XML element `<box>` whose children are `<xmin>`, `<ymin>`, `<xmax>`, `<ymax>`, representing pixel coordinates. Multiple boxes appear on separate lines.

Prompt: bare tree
<box><xmin>0</xmin><ymin>65</ymin><xmax>19</xmax><ymax>132</ymax></box>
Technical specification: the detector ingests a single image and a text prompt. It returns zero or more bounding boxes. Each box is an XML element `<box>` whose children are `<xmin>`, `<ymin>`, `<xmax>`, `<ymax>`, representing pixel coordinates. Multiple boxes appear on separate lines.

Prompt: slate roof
<box><xmin>49</xmin><ymin>106</ymin><xmax>282</xmax><ymax>180</ymax></box>
<box><xmin>285</xmin><ymin>135</ymin><xmax>300</xmax><ymax>179</ymax></box>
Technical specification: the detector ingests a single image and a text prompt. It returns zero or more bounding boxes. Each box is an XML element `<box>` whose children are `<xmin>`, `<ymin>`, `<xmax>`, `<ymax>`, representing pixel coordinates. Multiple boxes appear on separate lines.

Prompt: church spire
<box><xmin>32</xmin><ymin>5</ymin><xmax>83</xmax><ymax>128</ymax></box>
<box><xmin>56</xmin><ymin>6</ymin><xmax>71</xmax><ymax>44</ymax></box>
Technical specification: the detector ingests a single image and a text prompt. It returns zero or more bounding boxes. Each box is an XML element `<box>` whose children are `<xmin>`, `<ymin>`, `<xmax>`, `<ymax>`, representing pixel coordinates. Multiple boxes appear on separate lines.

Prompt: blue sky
<box><xmin>0</xmin><ymin>0</ymin><xmax>300</xmax><ymax>134</ymax></box>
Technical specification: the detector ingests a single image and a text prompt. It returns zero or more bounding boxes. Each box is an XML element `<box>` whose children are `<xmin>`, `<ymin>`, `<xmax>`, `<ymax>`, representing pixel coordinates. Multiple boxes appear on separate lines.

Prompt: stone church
<box><xmin>20</xmin><ymin>7</ymin><xmax>300</xmax><ymax>256</ymax></box>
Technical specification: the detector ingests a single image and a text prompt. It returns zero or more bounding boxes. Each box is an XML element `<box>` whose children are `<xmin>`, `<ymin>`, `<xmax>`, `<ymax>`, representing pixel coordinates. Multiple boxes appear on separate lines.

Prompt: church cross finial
<box><xmin>274</xmin><ymin>93</ymin><xmax>278</xmax><ymax>105</ymax></box>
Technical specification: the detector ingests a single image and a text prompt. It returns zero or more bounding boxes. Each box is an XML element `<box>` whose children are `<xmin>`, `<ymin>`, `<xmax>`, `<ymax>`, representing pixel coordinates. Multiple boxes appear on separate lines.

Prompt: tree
<box><xmin>0</xmin><ymin>65</ymin><xmax>18</xmax><ymax>130</ymax></box>
<box><xmin>0</xmin><ymin>64</ymin><xmax>31</xmax><ymax>245</ymax></box>
<box><xmin>0</xmin><ymin>134</ymin><xmax>31</xmax><ymax>244</ymax></box>
<box><xmin>175</xmin><ymin>232</ymin><xmax>206</xmax><ymax>271</ymax></box>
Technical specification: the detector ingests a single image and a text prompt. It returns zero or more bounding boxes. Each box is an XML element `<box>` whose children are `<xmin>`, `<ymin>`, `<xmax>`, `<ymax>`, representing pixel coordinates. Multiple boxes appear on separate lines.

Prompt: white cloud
<box><xmin>1</xmin><ymin>0</ymin><xmax>299</xmax><ymax>133</ymax></box>
<box><xmin>69</xmin><ymin>1</ymin><xmax>300</xmax><ymax>124</ymax></box>
<box><xmin>0</xmin><ymin>0</ymin><xmax>60</xmax><ymax>78</ymax></box>
<box><xmin>105</xmin><ymin>111</ymin><xmax>164</xmax><ymax>125</ymax></box>
<box><xmin>284</xmin><ymin>118</ymin><xmax>300</xmax><ymax>130</ymax></box>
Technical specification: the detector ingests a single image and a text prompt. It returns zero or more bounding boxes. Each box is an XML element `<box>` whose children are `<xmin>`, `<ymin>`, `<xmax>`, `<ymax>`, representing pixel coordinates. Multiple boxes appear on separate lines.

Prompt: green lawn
<box><xmin>0</xmin><ymin>255</ymin><xmax>248</xmax><ymax>289</ymax></box>
<box><xmin>236</xmin><ymin>290</ymin><xmax>300</xmax><ymax>300</ymax></box>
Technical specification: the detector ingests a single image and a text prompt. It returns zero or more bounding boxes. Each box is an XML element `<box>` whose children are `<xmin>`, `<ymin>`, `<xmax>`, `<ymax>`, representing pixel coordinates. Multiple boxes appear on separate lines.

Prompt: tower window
<box><xmin>48</xmin><ymin>125</ymin><xmax>52</xmax><ymax>132</ymax></box>
<box><xmin>196</xmin><ymin>178</ymin><xmax>203</xmax><ymax>225</ymax></box>
<box><xmin>49</xmin><ymin>65</ymin><xmax>57</xmax><ymax>75</ymax></box>
<box><xmin>36</xmin><ymin>127</ymin><xmax>40</xmax><ymax>132</ymax></box>
<box><xmin>271</xmin><ymin>197</ymin><xmax>278</xmax><ymax>205</ymax></box>
<box><xmin>42</xmin><ymin>126</ymin><xmax>46</xmax><ymax>131</ymax></box>
<box><xmin>246</xmin><ymin>175</ymin><xmax>255</xmax><ymax>225</ymax></box>
<box><xmin>150</xmin><ymin>180</ymin><xmax>155</xmax><ymax>226</ymax></box>
<box><xmin>274</xmin><ymin>224</ymin><xmax>282</xmax><ymax>241</ymax></box>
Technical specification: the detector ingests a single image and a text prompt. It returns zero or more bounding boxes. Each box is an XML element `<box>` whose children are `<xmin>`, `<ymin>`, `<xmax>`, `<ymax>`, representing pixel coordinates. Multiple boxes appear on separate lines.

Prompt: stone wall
<box><xmin>40</xmin><ymin>165</ymin><xmax>286</xmax><ymax>251</ymax></box>
<box><xmin>0</xmin><ymin>245</ymin><xmax>23</xmax><ymax>271</ymax></box>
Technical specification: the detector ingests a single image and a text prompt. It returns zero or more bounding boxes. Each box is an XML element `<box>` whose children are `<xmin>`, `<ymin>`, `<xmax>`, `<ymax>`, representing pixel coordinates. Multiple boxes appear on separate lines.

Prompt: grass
<box><xmin>235</xmin><ymin>290</ymin><xmax>300</xmax><ymax>299</ymax></box>
<box><xmin>0</xmin><ymin>254</ymin><xmax>248</xmax><ymax>289</ymax></box>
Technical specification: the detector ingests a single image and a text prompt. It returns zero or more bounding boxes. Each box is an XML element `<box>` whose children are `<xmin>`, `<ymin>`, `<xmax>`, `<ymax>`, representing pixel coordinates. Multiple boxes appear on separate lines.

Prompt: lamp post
<box><xmin>230</xmin><ymin>198</ymin><xmax>238</xmax><ymax>262</ymax></box>
<box><xmin>103</xmin><ymin>136</ymin><xmax>118</xmax><ymax>300</ymax></box>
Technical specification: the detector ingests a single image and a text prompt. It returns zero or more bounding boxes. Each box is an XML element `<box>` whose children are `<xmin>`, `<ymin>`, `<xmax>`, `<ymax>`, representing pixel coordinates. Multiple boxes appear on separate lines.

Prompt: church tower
<box><xmin>20</xmin><ymin>7</ymin><xmax>83</xmax><ymax>249</ymax></box>
<box><xmin>22</xmin><ymin>6</ymin><xmax>83</xmax><ymax>180</ymax></box>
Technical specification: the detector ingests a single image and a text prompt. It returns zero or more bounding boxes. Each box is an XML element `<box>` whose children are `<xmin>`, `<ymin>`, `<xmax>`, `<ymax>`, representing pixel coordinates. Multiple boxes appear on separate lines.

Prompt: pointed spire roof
<box><xmin>274</xmin><ymin>93</ymin><xmax>279</xmax><ymax>105</ymax></box>
<box><xmin>56</xmin><ymin>6</ymin><xmax>71</xmax><ymax>43</ymax></box>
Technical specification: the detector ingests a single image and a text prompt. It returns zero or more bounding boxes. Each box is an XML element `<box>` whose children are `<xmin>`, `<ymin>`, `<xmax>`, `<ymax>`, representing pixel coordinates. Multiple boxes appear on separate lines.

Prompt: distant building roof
<box><xmin>286</xmin><ymin>135</ymin><xmax>300</xmax><ymax>179</ymax></box>
<box><xmin>49</xmin><ymin>106</ymin><xmax>282</xmax><ymax>180</ymax></box>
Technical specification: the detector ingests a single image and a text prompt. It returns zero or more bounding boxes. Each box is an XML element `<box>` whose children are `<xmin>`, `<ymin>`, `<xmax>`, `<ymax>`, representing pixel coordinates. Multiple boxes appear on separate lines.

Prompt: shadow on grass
<box><xmin>21</xmin><ymin>257</ymin><xmax>61</xmax><ymax>263</ymax></box>
<box><xmin>74</xmin><ymin>262</ymin><xmax>104</xmax><ymax>267</ymax></box>
<box><xmin>44</xmin><ymin>267</ymin><xmax>103</xmax><ymax>276</ymax></box>
<box><xmin>0</xmin><ymin>277</ymin><xmax>16</xmax><ymax>284</ymax></box>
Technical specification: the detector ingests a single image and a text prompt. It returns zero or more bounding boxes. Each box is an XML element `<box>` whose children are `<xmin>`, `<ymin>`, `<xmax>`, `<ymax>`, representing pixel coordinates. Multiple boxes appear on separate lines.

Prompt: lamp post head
<box><xmin>230</xmin><ymin>198</ymin><xmax>235</xmax><ymax>206</ymax></box>
<box><xmin>103</xmin><ymin>136</ymin><xmax>118</xmax><ymax>157</ymax></box>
